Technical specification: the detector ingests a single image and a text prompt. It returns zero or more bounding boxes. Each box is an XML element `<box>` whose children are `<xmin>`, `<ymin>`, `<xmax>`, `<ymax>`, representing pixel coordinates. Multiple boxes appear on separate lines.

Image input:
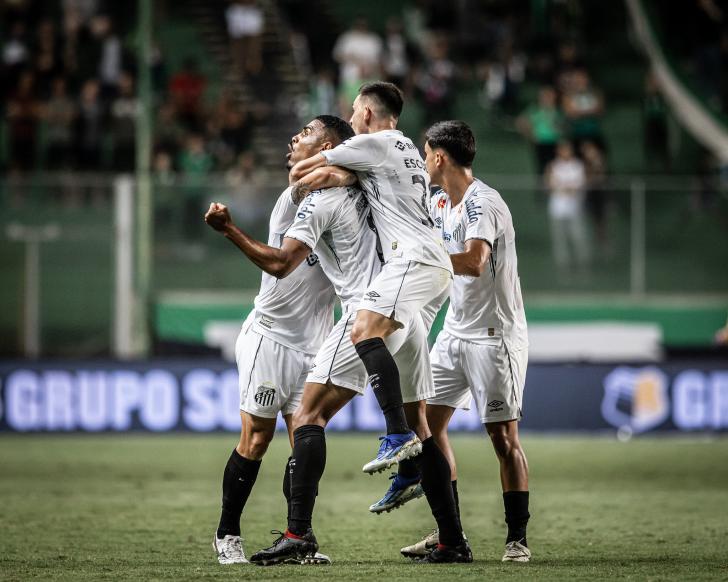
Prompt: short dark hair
<box><xmin>315</xmin><ymin>115</ymin><xmax>355</xmax><ymax>144</ymax></box>
<box><xmin>359</xmin><ymin>81</ymin><xmax>404</xmax><ymax>118</ymax></box>
<box><xmin>425</xmin><ymin>120</ymin><xmax>476</xmax><ymax>167</ymax></box>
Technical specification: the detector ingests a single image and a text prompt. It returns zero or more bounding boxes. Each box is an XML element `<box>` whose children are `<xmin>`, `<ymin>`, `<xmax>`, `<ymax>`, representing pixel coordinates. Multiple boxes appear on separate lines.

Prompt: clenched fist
<box><xmin>205</xmin><ymin>202</ymin><xmax>232</xmax><ymax>232</ymax></box>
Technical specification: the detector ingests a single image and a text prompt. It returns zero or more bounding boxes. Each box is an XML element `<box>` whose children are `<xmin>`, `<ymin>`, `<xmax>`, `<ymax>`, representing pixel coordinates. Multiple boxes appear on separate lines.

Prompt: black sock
<box><xmin>414</xmin><ymin>437</ymin><xmax>463</xmax><ymax>547</ymax></box>
<box><xmin>354</xmin><ymin>338</ymin><xmax>409</xmax><ymax>435</ymax></box>
<box><xmin>216</xmin><ymin>449</ymin><xmax>261</xmax><ymax>538</ymax></box>
<box><xmin>503</xmin><ymin>491</ymin><xmax>530</xmax><ymax>545</ymax></box>
<box><xmin>283</xmin><ymin>456</ymin><xmax>292</xmax><ymax>522</ymax></box>
<box><xmin>452</xmin><ymin>480</ymin><xmax>461</xmax><ymax>522</ymax></box>
<box><xmin>398</xmin><ymin>457</ymin><xmax>420</xmax><ymax>479</ymax></box>
<box><xmin>288</xmin><ymin>425</ymin><xmax>326</xmax><ymax>536</ymax></box>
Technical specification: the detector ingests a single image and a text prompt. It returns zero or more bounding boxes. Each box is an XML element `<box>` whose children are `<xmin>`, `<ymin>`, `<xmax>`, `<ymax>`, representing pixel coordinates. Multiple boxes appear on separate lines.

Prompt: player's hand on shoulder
<box><xmin>204</xmin><ymin>202</ymin><xmax>232</xmax><ymax>232</ymax></box>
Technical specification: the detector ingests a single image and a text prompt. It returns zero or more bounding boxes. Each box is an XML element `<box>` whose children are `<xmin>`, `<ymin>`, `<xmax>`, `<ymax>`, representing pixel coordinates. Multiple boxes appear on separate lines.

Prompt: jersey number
<box><xmin>411</xmin><ymin>175</ymin><xmax>434</xmax><ymax>226</ymax></box>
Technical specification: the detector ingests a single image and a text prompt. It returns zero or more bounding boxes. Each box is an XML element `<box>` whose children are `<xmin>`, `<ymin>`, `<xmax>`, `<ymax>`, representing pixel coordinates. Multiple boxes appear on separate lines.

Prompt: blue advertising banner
<box><xmin>0</xmin><ymin>360</ymin><xmax>726</xmax><ymax>433</ymax></box>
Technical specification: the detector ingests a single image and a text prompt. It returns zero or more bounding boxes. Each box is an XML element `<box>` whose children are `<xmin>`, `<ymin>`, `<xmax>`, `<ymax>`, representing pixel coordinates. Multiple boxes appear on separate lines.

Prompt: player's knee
<box><xmin>250</xmin><ymin>431</ymin><xmax>272</xmax><ymax>458</ymax></box>
<box><xmin>349</xmin><ymin>321</ymin><xmax>369</xmax><ymax>345</ymax></box>
<box><xmin>239</xmin><ymin>429</ymin><xmax>273</xmax><ymax>459</ymax></box>
<box><xmin>487</xmin><ymin>424</ymin><xmax>517</xmax><ymax>459</ymax></box>
<box><xmin>292</xmin><ymin>407</ymin><xmax>325</xmax><ymax>431</ymax></box>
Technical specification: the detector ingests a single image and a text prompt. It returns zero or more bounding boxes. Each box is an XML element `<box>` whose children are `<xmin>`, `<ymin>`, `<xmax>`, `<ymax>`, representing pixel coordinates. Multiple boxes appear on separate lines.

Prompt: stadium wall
<box><xmin>1</xmin><ymin>360</ymin><xmax>726</xmax><ymax>434</ymax></box>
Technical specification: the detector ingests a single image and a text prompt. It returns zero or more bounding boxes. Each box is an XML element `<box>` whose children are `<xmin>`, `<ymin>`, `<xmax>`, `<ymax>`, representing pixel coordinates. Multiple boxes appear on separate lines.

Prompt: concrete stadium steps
<box><xmin>179</xmin><ymin>0</ymin><xmax>307</xmax><ymax>177</ymax></box>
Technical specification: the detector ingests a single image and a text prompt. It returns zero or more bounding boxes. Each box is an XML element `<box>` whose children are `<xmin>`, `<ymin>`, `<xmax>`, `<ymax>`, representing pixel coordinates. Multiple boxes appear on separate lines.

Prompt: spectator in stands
<box><xmin>33</xmin><ymin>19</ymin><xmax>63</xmax><ymax>100</ymax></box>
<box><xmin>169</xmin><ymin>58</ymin><xmax>207</xmax><ymax>130</ymax></box>
<box><xmin>97</xmin><ymin>15</ymin><xmax>122</xmax><ymax>96</ymax></box>
<box><xmin>44</xmin><ymin>77</ymin><xmax>77</xmax><ymax>170</ymax></box>
<box><xmin>414</xmin><ymin>34</ymin><xmax>455</xmax><ymax>126</ymax></box>
<box><xmin>545</xmin><ymin>141</ymin><xmax>590</xmax><ymax>274</ymax></box>
<box><xmin>553</xmin><ymin>41</ymin><xmax>584</xmax><ymax>94</ymax></box>
<box><xmin>2</xmin><ymin>21</ymin><xmax>29</xmax><ymax>93</ymax></box>
<box><xmin>332</xmin><ymin>16</ymin><xmax>382</xmax><ymax>115</ymax></box>
<box><xmin>643</xmin><ymin>72</ymin><xmax>670</xmax><ymax>171</ymax></box>
<box><xmin>154</xmin><ymin>100</ymin><xmax>185</xmax><ymax>160</ymax></box>
<box><xmin>74</xmin><ymin>78</ymin><xmax>104</xmax><ymax>171</ymax></box>
<box><xmin>307</xmin><ymin>67</ymin><xmax>337</xmax><ymax>117</ymax></box>
<box><xmin>225</xmin><ymin>0</ymin><xmax>264</xmax><ymax>77</ymax></box>
<box><xmin>110</xmin><ymin>71</ymin><xmax>138</xmax><ymax>173</ymax></box>
<box><xmin>581</xmin><ymin>140</ymin><xmax>610</xmax><ymax>259</ymax></box>
<box><xmin>210</xmin><ymin>107</ymin><xmax>255</xmax><ymax>169</ymax></box>
<box><xmin>517</xmin><ymin>85</ymin><xmax>563</xmax><ymax>175</ymax></box>
<box><xmin>6</xmin><ymin>70</ymin><xmax>40</xmax><ymax>173</ymax></box>
<box><xmin>562</xmin><ymin>68</ymin><xmax>605</xmax><ymax>152</ymax></box>
<box><xmin>178</xmin><ymin>133</ymin><xmax>214</xmax><ymax>242</ymax></box>
<box><xmin>382</xmin><ymin>16</ymin><xmax>412</xmax><ymax>90</ymax></box>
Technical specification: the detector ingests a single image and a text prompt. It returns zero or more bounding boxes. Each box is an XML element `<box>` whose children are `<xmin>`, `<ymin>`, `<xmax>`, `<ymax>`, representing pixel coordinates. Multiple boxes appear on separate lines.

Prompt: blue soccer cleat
<box><xmin>362</xmin><ymin>431</ymin><xmax>422</xmax><ymax>474</ymax></box>
<box><xmin>369</xmin><ymin>473</ymin><xmax>424</xmax><ymax>513</ymax></box>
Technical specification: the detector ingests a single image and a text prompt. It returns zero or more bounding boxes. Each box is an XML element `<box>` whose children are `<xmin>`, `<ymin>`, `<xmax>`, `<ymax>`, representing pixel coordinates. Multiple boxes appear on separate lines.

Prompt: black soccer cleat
<box><xmin>416</xmin><ymin>541</ymin><xmax>473</xmax><ymax>564</ymax></box>
<box><xmin>249</xmin><ymin>529</ymin><xmax>319</xmax><ymax>566</ymax></box>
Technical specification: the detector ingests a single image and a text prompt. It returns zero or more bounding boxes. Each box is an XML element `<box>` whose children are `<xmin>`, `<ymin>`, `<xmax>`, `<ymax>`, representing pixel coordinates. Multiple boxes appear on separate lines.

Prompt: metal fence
<box><xmin>1</xmin><ymin>172</ymin><xmax>727</xmax><ymax>357</ymax></box>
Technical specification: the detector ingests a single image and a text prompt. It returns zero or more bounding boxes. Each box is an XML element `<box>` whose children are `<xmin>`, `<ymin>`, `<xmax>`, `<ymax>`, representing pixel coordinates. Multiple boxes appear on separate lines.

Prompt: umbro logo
<box><xmin>364</xmin><ymin>291</ymin><xmax>381</xmax><ymax>301</ymax></box>
<box><xmin>488</xmin><ymin>399</ymin><xmax>504</xmax><ymax>409</ymax></box>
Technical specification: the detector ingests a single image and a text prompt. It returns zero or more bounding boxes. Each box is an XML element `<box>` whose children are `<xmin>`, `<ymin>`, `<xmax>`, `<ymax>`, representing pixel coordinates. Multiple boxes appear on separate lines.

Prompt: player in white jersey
<box><xmin>287</xmin><ymin>83</ymin><xmax>468</xmax><ymax>563</ymax></box>
<box><xmin>386</xmin><ymin>121</ymin><xmax>532</xmax><ymax>563</ymax></box>
<box><xmin>245</xmin><ymin>124</ymin><xmax>471</xmax><ymax>566</ymax></box>
<box><xmin>205</xmin><ymin>117</ymin><xmax>354</xmax><ymax>567</ymax></box>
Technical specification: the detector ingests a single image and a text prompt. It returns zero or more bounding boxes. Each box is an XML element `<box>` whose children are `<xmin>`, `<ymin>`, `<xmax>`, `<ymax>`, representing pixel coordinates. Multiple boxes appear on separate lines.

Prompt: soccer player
<box><xmin>206</xmin><ymin>116</ymin><xmax>353</xmax><ymax>565</ymax></box>
<box><xmin>209</xmin><ymin>114</ymin><xmax>469</xmax><ymax>564</ymax></box>
<box><xmin>289</xmin><ymin>81</ymin><xmax>454</xmax><ymax>474</ymax></box>
<box><xmin>384</xmin><ymin>121</ymin><xmax>532</xmax><ymax>563</ymax></box>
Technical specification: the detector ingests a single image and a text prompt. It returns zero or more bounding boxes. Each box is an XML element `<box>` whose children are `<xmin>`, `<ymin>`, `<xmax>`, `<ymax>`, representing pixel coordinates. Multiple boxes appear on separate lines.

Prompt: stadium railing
<box><xmin>0</xmin><ymin>172</ymin><xmax>726</xmax><ymax>357</ymax></box>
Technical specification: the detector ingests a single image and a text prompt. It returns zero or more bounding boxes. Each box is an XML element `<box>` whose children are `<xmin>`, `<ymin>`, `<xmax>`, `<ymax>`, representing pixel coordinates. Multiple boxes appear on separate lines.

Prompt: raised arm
<box><xmin>289</xmin><ymin>152</ymin><xmax>328</xmax><ymax>182</ymax></box>
<box><xmin>449</xmin><ymin>239</ymin><xmax>492</xmax><ymax>278</ymax></box>
<box><xmin>204</xmin><ymin>202</ymin><xmax>311</xmax><ymax>279</ymax></box>
<box><xmin>291</xmin><ymin>165</ymin><xmax>357</xmax><ymax>203</ymax></box>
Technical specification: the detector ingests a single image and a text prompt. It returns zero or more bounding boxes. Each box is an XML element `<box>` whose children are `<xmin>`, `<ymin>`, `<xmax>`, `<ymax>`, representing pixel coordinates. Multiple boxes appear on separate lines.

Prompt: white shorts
<box><xmin>235</xmin><ymin>323</ymin><xmax>313</xmax><ymax>419</ymax></box>
<box><xmin>306</xmin><ymin>311</ymin><xmax>436</xmax><ymax>403</ymax></box>
<box><xmin>358</xmin><ymin>260</ymin><xmax>452</xmax><ymax>330</ymax></box>
<box><xmin>428</xmin><ymin>330</ymin><xmax>528</xmax><ymax>424</ymax></box>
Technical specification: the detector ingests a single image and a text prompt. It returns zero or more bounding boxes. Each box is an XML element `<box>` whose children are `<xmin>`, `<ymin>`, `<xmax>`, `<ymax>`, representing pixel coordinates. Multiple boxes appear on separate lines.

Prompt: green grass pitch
<box><xmin>1</xmin><ymin>434</ymin><xmax>727</xmax><ymax>581</ymax></box>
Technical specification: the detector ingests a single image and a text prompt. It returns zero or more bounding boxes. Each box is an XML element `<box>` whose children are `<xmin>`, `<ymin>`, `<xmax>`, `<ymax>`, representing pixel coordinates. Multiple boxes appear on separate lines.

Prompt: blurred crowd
<box><xmin>657</xmin><ymin>0</ymin><xmax>728</xmax><ymax>114</ymax></box>
<box><xmin>1</xmin><ymin>0</ymin><xmax>263</xmax><ymax>183</ymax></box>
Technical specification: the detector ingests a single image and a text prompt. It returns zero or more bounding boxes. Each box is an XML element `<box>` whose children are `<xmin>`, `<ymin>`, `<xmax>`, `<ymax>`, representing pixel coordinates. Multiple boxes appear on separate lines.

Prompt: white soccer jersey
<box><xmin>430</xmin><ymin>179</ymin><xmax>528</xmax><ymax>349</ymax></box>
<box><xmin>284</xmin><ymin>186</ymin><xmax>382</xmax><ymax>313</ymax></box>
<box><xmin>249</xmin><ymin>187</ymin><xmax>336</xmax><ymax>355</ymax></box>
<box><xmin>321</xmin><ymin>130</ymin><xmax>452</xmax><ymax>273</ymax></box>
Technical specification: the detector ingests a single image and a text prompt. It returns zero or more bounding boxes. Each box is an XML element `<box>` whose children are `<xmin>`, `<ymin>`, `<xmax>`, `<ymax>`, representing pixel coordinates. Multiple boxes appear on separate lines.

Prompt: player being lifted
<box><xmin>378</xmin><ymin>121</ymin><xmax>532</xmax><ymax>563</ymax></box>
<box><xmin>285</xmin><ymin>82</ymin><xmax>468</xmax><ymax>561</ymax></box>
<box><xmin>208</xmin><ymin>111</ymin><xmax>470</xmax><ymax>564</ymax></box>
<box><xmin>290</xmin><ymin>82</ymin><xmax>453</xmax><ymax>468</ymax></box>
<box><xmin>206</xmin><ymin>116</ymin><xmax>354</xmax><ymax>566</ymax></box>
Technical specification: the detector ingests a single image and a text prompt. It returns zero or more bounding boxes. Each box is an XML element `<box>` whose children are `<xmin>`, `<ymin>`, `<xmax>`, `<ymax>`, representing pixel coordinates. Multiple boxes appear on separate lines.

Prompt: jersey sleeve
<box><xmin>283</xmin><ymin>189</ymin><xmax>340</xmax><ymax>250</ymax></box>
<box><xmin>464</xmin><ymin>194</ymin><xmax>499</xmax><ymax>246</ymax></box>
<box><xmin>320</xmin><ymin>133</ymin><xmax>387</xmax><ymax>171</ymax></box>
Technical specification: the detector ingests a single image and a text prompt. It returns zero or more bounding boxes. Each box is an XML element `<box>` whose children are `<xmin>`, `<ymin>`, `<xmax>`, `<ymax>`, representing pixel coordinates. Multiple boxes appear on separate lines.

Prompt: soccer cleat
<box><xmin>212</xmin><ymin>533</ymin><xmax>248</xmax><ymax>564</ymax></box>
<box><xmin>300</xmin><ymin>551</ymin><xmax>332</xmax><ymax>565</ymax></box>
<box><xmin>400</xmin><ymin>528</ymin><xmax>439</xmax><ymax>558</ymax></box>
<box><xmin>416</xmin><ymin>541</ymin><xmax>473</xmax><ymax>563</ymax></box>
<box><xmin>369</xmin><ymin>473</ymin><xmax>424</xmax><ymax>513</ymax></box>
<box><xmin>362</xmin><ymin>431</ymin><xmax>422</xmax><ymax>474</ymax></box>
<box><xmin>502</xmin><ymin>540</ymin><xmax>531</xmax><ymax>562</ymax></box>
<box><xmin>249</xmin><ymin>529</ymin><xmax>319</xmax><ymax>566</ymax></box>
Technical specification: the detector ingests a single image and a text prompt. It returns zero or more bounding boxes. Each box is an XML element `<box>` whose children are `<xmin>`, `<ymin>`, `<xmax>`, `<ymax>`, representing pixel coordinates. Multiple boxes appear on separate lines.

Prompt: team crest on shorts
<box><xmin>254</xmin><ymin>382</ymin><xmax>277</xmax><ymax>407</ymax></box>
